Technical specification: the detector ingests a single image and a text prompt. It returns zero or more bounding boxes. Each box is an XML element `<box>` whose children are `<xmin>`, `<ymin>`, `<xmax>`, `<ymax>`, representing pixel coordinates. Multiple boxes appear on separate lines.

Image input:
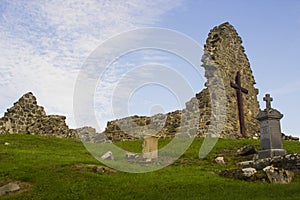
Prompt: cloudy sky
<box><xmin>1</xmin><ymin>1</ymin><xmax>300</xmax><ymax>136</ymax></box>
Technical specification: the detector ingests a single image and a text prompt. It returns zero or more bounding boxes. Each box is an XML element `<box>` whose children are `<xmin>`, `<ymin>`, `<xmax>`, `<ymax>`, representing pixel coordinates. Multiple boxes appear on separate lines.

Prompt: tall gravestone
<box><xmin>257</xmin><ymin>94</ymin><xmax>286</xmax><ymax>159</ymax></box>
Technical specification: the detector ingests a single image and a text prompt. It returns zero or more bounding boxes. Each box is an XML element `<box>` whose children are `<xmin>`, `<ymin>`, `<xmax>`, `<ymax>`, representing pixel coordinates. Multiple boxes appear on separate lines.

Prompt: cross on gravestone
<box><xmin>256</xmin><ymin>94</ymin><xmax>286</xmax><ymax>159</ymax></box>
<box><xmin>263</xmin><ymin>94</ymin><xmax>273</xmax><ymax>110</ymax></box>
<box><xmin>231</xmin><ymin>71</ymin><xmax>248</xmax><ymax>137</ymax></box>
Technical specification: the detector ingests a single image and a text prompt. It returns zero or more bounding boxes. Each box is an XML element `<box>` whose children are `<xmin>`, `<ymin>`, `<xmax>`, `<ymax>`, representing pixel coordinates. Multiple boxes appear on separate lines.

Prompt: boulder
<box><xmin>215</xmin><ymin>157</ymin><xmax>225</xmax><ymax>165</ymax></box>
<box><xmin>237</xmin><ymin>144</ymin><xmax>257</xmax><ymax>156</ymax></box>
<box><xmin>263</xmin><ymin>166</ymin><xmax>294</xmax><ymax>184</ymax></box>
<box><xmin>242</xmin><ymin>167</ymin><xmax>257</xmax><ymax>177</ymax></box>
<box><xmin>0</xmin><ymin>183</ymin><xmax>20</xmax><ymax>196</ymax></box>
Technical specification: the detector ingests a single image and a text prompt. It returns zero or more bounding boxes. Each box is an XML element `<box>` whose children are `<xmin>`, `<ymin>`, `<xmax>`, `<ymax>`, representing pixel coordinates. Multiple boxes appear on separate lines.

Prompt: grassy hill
<box><xmin>0</xmin><ymin>134</ymin><xmax>300</xmax><ymax>200</ymax></box>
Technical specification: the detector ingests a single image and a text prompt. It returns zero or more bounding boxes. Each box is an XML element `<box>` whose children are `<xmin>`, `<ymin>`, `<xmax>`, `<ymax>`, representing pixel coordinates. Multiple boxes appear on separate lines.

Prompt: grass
<box><xmin>0</xmin><ymin>134</ymin><xmax>300</xmax><ymax>200</ymax></box>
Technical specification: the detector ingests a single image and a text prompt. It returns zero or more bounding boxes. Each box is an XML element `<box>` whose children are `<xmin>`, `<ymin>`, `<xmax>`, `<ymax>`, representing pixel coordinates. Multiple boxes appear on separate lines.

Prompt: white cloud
<box><xmin>0</xmin><ymin>0</ymin><xmax>183</xmax><ymax>129</ymax></box>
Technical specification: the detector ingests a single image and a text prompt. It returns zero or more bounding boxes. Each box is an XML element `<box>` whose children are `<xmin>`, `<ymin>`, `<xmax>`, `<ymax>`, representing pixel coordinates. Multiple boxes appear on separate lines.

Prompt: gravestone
<box><xmin>142</xmin><ymin>134</ymin><xmax>159</xmax><ymax>160</ymax></box>
<box><xmin>257</xmin><ymin>94</ymin><xmax>286</xmax><ymax>159</ymax></box>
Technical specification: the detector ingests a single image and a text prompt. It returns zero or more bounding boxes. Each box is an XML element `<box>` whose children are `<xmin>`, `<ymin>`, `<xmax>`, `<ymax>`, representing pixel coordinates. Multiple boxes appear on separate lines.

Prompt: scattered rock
<box><xmin>237</xmin><ymin>144</ymin><xmax>257</xmax><ymax>156</ymax></box>
<box><xmin>237</xmin><ymin>153</ymin><xmax>300</xmax><ymax>171</ymax></box>
<box><xmin>263</xmin><ymin>166</ymin><xmax>294</xmax><ymax>184</ymax></box>
<box><xmin>101</xmin><ymin>151</ymin><xmax>114</xmax><ymax>160</ymax></box>
<box><xmin>242</xmin><ymin>167</ymin><xmax>257</xmax><ymax>177</ymax></box>
<box><xmin>282</xmin><ymin>133</ymin><xmax>299</xmax><ymax>141</ymax></box>
<box><xmin>0</xmin><ymin>183</ymin><xmax>20</xmax><ymax>196</ymax></box>
<box><xmin>237</xmin><ymin>160</ymin><xmax>254</xmax><ymax>168</ymax></box>
<box><xmin>215</xmin><ymin>157</ymin><xmax>225</xmax><ymax>165</ymax></box>
<box><xmin>126</xmin><ymin>152</ymin><xmax>139</xmax><ymax>159</ymax></box>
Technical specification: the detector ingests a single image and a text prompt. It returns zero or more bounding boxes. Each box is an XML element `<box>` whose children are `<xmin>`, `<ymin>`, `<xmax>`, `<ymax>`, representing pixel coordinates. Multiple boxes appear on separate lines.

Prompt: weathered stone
<box><xmin>101</xmin><ymin>151</ymin><xmax>114</xmax><ymax>160</ymax></box>
<box><xmin>282</xmin><ymin>133</ymin><xmax>299</xmax><ymax>141</ymax></box>
<box><xmin>126</xmin><ymin>152</ymin><xmax>139</xmax><ymax>159</ymax></box>
<box><xmin>237</xmin><ymin>153</ymin><xmax>300</xmax><ymax>171</ymax></box>
<box><xmin>215</xmin><ymin>156</ymin><xmax>225</xmax><ymax>165</ymax></box>
<box><xmin>0</xmin><ymin>183</ymin><xmax>20</xmax><ymax>196</ymax></box>
<box><xmin>142</xmin><ymin>135</ymin><xmax>158</xmax><ymax>160</ymax></box>
<box><xmin>101</xmin><ymin>22</ymin><xmax>260</xmax><ymax>142</ymax></box>
<box><xmin>263</xmin><ymin>166</ymin><xmax>294</xmax><ymax>184</ymax></box>
<box><xmin>242</xmin><ymin>167</ymin><xmax>257</xmax><ymax>177</ymax></box>
<box><xmin>237</xmin><ymin>144</ymin><xmax>257</xmax><ymax>156</ymax></box>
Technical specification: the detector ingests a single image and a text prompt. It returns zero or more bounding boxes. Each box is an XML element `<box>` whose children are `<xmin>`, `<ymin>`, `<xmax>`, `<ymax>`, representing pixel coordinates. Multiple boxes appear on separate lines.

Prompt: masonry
<box><xmin>0</xmin><ymin>92</ymin><xmax>77</xmax><ymax>138</ymax></box>
<box><xmin>103</xmin><ymin>22</ymin><xmax>261</xmax><ymax>141</ymax></box>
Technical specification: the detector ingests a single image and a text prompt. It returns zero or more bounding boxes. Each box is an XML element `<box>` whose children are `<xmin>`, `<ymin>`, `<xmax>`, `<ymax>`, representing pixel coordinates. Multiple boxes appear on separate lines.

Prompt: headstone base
<box><xmin>258</xmin><ymin>149</ymin><xmax>286</xmax><ymax>159</ymax></box>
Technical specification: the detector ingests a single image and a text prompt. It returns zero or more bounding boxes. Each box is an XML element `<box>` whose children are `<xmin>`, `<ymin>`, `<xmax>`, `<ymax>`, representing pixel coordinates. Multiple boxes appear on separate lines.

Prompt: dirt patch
<box><xmin>70</xmin><ymin>163</ymin><xmax>117</xmax><ymax>174</ymax></box>
<box><xmin>0</xmin><ymin>179</ymin><xmax>32</xmax><ymax>197</ymax></box>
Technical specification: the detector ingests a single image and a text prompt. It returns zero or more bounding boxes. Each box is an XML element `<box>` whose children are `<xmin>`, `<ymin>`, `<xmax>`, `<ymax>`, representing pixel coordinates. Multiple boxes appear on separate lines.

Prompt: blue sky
<box><xmin>1</xmin><ymin>0</ymin><xmax>300</xmax><ymax>136</ymax></box>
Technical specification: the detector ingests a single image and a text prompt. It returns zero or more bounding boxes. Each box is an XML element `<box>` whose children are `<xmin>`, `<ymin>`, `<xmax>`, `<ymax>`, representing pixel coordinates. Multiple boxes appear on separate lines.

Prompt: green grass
<box><xmin>0</xmin><ymin>134</ymin><xmax>300</xmax><ymax>200</ymax></box>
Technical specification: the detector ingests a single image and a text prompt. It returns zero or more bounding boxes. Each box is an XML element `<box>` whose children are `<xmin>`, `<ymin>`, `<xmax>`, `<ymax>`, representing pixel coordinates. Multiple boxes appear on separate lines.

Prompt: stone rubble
<box><xmin>263</xmin><ymin>166</ymin><xmax>294</xmax><ymax>184</ymax></box>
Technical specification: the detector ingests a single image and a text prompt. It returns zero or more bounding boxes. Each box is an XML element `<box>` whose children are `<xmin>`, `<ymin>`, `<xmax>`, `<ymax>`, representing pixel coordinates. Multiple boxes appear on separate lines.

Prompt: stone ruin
<box><xmin>103</xmin><ymin>22</ymin><xmax>261</xmax><ymax>141</ymax></box>
<box><xmin>0</xmin><ymin>92</ymin><xmax>77</xmax><ymax>138</ymax></box>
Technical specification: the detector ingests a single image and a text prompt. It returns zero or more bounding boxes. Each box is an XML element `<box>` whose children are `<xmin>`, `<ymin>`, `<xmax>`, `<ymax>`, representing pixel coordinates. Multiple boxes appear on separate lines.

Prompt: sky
<box><xmin>0</xmin><ymin>0</ymin><xmax>300</xmax><ymax>137</ymax></box>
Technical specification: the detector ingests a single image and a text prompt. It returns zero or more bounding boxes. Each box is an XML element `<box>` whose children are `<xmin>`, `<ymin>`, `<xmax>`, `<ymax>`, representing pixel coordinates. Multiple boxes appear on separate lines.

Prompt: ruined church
<box><xmin>103</xmin><ymin>22</ymin><xmax>260</xmax><ymax>141</ymax></box>
<box><xmin>0</xmin><ymin>22</ymin><xmax>260</xmax><ymax>141</ymax></box>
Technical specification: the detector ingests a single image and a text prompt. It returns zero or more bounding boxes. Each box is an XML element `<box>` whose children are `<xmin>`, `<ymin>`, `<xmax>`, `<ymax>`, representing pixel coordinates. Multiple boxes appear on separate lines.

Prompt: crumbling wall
<box><xmin>0</xmin><ymin>92</ymin><xmax>77</xmax><ymax>138</ymax></box>
<box><xmin>102</xmin><ymin>22</ymin><xmax>260</xmax><ymax>141</ymax></box>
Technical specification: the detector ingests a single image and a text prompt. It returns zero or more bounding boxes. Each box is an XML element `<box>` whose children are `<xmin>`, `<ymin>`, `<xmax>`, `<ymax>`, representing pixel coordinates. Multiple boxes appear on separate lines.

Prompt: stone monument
<box><xmin>142</xmin><ymin>133</ymin><xmax>159</xmax><ymax>160</ymax></box>
<box><xmin>257</xmin><ymin>94</ymin><xmax>286</xmax><ymax>159</ymax></box>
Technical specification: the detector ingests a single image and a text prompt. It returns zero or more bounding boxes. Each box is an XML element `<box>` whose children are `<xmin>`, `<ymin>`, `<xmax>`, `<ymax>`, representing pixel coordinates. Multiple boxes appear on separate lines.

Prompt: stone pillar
<box><xmin>142</xmin><ymin>135</ymin><xmax>159</xmax><ymax>160</ymax></box>
<box><xmin>257</xmin><ymin>94</ymin><xmax>286</xmax><ymax>159</ymax></box>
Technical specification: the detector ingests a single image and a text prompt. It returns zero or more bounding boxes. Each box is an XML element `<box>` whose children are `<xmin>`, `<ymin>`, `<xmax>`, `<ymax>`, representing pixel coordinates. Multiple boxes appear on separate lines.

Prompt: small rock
<box><xmin>242</xmin><ymin>167</ymin><xmax>257</xmax><ymax>177</ymax></box>
<box><xmin>215</xmin><ymin>157</ymin><xmax>225</xmax><ymax>165</ymax></box>
<box><xmin>145</xmin><ymin>158</ymin><xmax>152</xmax><ymax>162</ymax></box>
<box><xmin>126</xmin><ymin>152</ymin><xmax>139</xmax><ymax>159</ymax></box>
<box><xmin>101</xmin><ymin>151</ymin><xmax>114</xmax><ymax>160</ymax></box>
<box><xmin>4</xmin><ymin>142</ymin><xmax>10</xmax><ymax>146</ymax></box>
<box><xmin>92</xmin><ymin>165</ymin><xmax>117</xmax><ymax>174</ymax></box>
<box><xmin>263</xmin><ymin>166</ymin><xmax>294</xmax><ymax>184</ymax></box>
<box><xmin>237</xmin><ymin>144</ymin><xmax>257</xmax><ymax>156</ymax></box>
<box><xmin>0</xmin><ymin>183</ymin><xmax>20</xmax><ymax>196</ymax></box>
<box><xmin>237</xmin><ymin>160</ymin><xmax>254</xmax><ymax>168</ymax></box>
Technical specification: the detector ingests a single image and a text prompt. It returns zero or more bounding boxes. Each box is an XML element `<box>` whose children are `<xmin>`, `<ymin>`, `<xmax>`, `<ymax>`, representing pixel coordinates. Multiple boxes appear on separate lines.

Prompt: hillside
<box><xmin>0</xmin><ymin>135</ymin><xmax>300</xmax><ymax>200</ymax></box>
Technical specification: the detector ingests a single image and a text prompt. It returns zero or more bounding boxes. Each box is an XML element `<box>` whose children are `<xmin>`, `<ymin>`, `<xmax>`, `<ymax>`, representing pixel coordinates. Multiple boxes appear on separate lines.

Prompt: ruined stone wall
<box><xmin>0</xmin><ymin>92</ymin><xmax>77</xmax><ymax>138</ymax></box>
<box><xmin>203</xmin><ymin>22</ymin><xmax>260</xmax><ymax>138</ymax></box>
<box><xmin>103</xmin><ymin>22</ymin><xmax>260</xmax><ymax>141</ymax></box>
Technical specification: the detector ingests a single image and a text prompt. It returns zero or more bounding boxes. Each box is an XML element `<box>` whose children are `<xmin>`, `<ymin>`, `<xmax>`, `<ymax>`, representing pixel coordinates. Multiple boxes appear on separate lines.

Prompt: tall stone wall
<box><xmin>102</xmin><ymin>22</ymin><xmax>260</xmax><ymax>142</ymax></box>
<box><xmin>0</xmin><ymin>92</ymin><xmax>77</xmax><ymax>138</ymax></box>
<box><xmin>202</xmin><ymin>22</ymin><xmax>260</xmax><ymax>138</ymax></box>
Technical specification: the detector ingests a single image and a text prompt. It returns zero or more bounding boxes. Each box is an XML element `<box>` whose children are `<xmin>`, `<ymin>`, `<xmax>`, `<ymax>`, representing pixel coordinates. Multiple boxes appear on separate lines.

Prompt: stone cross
<box><xmin>231</xmin><ymin>71</ymin><xmax>248</xmax><ymax>137</ymax></box>
<box><xmin>263</xmin><ymin>94</ymin><xmax>273</xmax><ymax>110</ymax></box>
